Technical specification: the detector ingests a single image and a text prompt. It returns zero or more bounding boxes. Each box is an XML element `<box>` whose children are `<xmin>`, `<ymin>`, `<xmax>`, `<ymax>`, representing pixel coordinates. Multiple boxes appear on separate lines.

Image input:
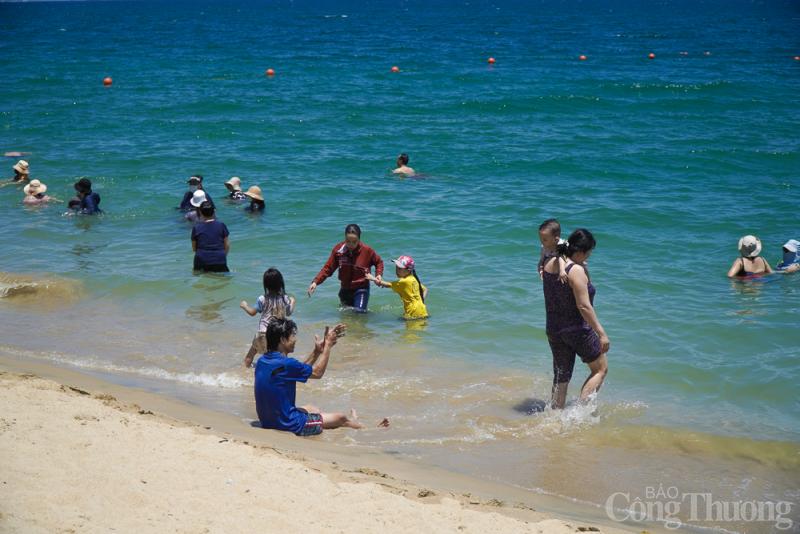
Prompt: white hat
<box><xmin>225</xmin><ymin>177</ymin><xmax>242</xmax><ymax>192</ymax></box>
<box><xmin>738</xmin><ymin>235</ymin><xmax>762</xmax><ymax>258</ymax></box>
<box><xmin>190</xmin><ymin>190</ymin><xmax>208</xmax><ymax>208</ymax></box>
<box><xmin>23</xmin><ymin>179</ymin><xmax>46</xmax><ymax>196</ymax></box>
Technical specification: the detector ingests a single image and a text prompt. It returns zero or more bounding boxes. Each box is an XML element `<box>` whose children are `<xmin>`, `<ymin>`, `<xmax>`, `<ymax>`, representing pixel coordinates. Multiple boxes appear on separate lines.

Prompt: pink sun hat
<box><xmin>391</xmin><ymin>255</ymin><xmax>415</xmax><ymax>270</ymax></box>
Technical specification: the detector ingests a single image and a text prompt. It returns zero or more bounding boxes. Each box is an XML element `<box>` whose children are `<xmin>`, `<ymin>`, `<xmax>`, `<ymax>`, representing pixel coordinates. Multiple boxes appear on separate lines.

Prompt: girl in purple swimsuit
<box><xmin>542</xmin><ymin>228</ymin><xmax>610</xmax><ymax>409</ymax></box>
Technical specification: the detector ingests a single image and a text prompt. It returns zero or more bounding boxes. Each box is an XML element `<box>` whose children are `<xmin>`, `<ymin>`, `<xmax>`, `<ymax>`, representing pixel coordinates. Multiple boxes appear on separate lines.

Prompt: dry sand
<box><xmin>0</xmin><ymin>356</ymin><xmax>644</xmax><ymax>534</ymax></box>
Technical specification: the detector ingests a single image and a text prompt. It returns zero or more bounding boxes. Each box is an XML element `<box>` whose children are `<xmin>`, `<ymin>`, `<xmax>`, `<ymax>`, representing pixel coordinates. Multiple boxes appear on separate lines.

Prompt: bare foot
<box><xmin>350</xmin><ymin>409</ymin><xmax>358</xmax><ymax>420</ymax></box>
<box><xmin>376</xmin><ymin>418</ymin><xmax>390</xmax><ymax>428</ymax></box>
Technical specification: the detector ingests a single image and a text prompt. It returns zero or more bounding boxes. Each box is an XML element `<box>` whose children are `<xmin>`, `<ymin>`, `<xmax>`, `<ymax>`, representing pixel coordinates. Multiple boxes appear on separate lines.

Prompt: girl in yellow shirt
<box><xmin>366</xmin><ymin>255</ymin><xmax>428</xmax><ymax>318</ymax></box>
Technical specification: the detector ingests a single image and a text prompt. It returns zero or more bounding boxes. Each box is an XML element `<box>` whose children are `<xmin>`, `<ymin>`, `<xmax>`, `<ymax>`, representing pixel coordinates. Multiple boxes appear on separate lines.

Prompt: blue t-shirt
<box><xmin>254</xmin><ymin>352</ymin><xmax>313</xmax><ymax>434</ymax></box>
<box><xmin>191</xmin><ymin>220</ymin><xmax>229</xmax><ymax>267</ymax></box>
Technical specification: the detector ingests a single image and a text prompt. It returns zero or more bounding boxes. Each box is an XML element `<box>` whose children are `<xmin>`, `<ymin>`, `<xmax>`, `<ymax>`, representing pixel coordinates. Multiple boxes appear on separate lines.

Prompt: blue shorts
<box><xmin>295</xmin><ymin>412</ymin><xmax>323</xmax><ymax>437</ymax></box>
<box><xmin>547</xmin><ymin>327</ymin><xmax>602</xmax><ymax>385</ymax></box>
<box><xmin>338</xmin><ymin>287</ymin><xmax>370</xmax><ymax>313</ymax></box>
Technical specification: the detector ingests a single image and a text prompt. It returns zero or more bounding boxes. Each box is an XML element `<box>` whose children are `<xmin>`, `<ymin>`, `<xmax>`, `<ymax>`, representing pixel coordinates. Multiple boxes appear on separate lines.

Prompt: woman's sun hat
<box><xmin>74</xmin><ymin>178</ymin><xmax>92</xmax><ymax>193</ymax></box>
<box><xmin>243</xmin><ymin>186</ymin><xmax>263</xmax><ymax>201</ymax></box>
<box><xmin>189</xmin><ymin>190</ymin><xmax>208</xmax><ymax>208</ymax></box>
<box><xmin>738</xmin><ymin>235</ymin><xmax>762</xmax><ymax>258</ymax></box>
<box><xmin>391</xmin><ymin>255</ymin><xmax>415</xmax><ymax>270</ymax></box>
<box><xmin>225</xmin><ymin>177</ymin><xmax>243</xmax><ymax>192</ymax></box>
<box><xmin>783</xmin><ymin>240</ymin><xmax>800</xmax><ymax>254</ymax></box>
<box><xmin>23</xmin><ymin>179</ymin><xmax>46</xmax><ymax>196</ymax></box>
<box><xmin>13</xmin><ymin>160</ymin><xmax>29</xmax><ymax>174</ymax></box>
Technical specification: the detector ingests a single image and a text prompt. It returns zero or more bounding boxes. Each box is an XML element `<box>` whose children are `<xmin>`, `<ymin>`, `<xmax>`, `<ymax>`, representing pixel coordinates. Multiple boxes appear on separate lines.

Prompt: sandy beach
<box><xmin>0</xmin><ymin>355</ymin><xmax>648</xmax><ymax>534</ymax></box>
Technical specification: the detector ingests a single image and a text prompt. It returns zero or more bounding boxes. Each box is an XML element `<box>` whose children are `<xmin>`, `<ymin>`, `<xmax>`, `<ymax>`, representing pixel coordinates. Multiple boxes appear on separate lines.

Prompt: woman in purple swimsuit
<box><xmin>542</xmin><ymin>228</ymin><xmax>610</xmax><ymax>409</ymax></box>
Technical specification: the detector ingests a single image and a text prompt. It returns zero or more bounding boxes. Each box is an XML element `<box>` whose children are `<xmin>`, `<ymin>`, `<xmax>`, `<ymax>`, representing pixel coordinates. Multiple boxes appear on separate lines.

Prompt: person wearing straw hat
<box><xmin>727</xmin><ymin>235</ymin><xmax>773</xmax><ymax>277</ymax></box>
<box><xmin>224</xmin><ymin>177</ymin><xmax>247</xmax><ymax>201</ymax></box>
<box><xmin>244</xmin><ymin>186</ymin><xmax>265</xmax><ymax>212</ymax></box>
<box><xmin>179</xmin><ymin>175</ymin><xmax>214</xmax><ymax>210</ymax></box>
<box><xmin>12</xmin><ymin>160</ymin><xmax>30</xmax><ymax>183</ymax></box>
<box><xmin>183</xmin><ymin>190</ymin><xmax>216</xmax><ymax>223</ymax></box>
<box><xmin>22</xmin><ymin>180</ymin><xmax>54</xmax><ymax>204</ymax></box>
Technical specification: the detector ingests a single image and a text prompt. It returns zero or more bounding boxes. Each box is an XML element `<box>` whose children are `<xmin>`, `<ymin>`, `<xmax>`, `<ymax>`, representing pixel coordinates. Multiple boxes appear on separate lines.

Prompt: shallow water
<box><xmin>2</xmin><ymin>1</ymin><xmax>800</xmax><ymax>532</ymax></box>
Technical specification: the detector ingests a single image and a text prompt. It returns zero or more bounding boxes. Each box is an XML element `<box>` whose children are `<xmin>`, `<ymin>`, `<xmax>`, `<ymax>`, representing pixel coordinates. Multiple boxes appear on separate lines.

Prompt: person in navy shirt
<box><xmin>71</xmin><ymin>178</ymin><xmax>103</xmax><ymax>215</ymax></box>
<box><xmin>254</xmin><ymin>319</ymin><xmax>390</xmax><ymax>436</ymax></box>
<box><xmin>190</xmin><ymin>202</ymin><xmax>229</xmax><ymax>272</ymax></box>
<box><xmin>180</xmin><ymin>175</ymin><xmax>214</xmax><ymax>210</ymax></box>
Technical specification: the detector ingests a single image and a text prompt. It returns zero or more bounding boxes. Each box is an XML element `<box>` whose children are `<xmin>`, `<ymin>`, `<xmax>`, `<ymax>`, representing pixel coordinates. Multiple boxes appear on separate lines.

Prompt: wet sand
<box><xmin>0</xmin><ymin>354</ymin><xmax>653</xmax><ymax>534</ymax></box>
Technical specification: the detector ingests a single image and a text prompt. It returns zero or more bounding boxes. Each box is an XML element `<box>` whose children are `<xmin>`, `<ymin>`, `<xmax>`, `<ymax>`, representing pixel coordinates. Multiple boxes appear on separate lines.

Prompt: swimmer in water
<box><xmin>392</xmin><ymin>153</ymin><xmax>415</xmax><ymax>176</ymax></box>
<box><xmin>727</xmin><ymin>235</ymin><xmax>773</xmax><ymax>277</ymax></box>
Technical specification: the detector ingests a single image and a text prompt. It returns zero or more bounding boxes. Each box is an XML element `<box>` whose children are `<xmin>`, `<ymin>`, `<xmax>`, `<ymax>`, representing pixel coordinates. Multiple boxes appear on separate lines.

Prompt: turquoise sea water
<box><xmin>2</xmin><ymin>1</ymin><xmax>799</xmax><ymax>531</ymax></box>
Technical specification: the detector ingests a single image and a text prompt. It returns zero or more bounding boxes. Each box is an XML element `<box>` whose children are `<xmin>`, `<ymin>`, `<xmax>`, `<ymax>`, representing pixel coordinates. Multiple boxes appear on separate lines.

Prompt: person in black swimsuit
<box><xmin>727</xmin><ymin>235</ymin><xmax>773</xmax><ymax>277</ymax></box>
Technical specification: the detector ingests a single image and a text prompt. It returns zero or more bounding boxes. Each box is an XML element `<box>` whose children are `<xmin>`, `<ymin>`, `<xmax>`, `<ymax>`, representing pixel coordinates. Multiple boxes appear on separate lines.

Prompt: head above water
<box><xmin>557</xmin><ymin>228</ymin><xmax>596</xmax><ymax>260</ymax></box>
<box><xmin>345</xmin><ymin>224</ymin><xmax>361</xmax><ymax>250</ymax></box>
<box><xmin>74</xmin><ymin>178</ymin><xmax>92</xmax><ymax>196</ymax></box>
<box><xmin>397</xmin><ymin>154</ymin><xmax>409</xmax><ymax>166</ymax></box>
<box><xmin>738</xmin><ymin>235</ymin><xmax>761</xmax><ymax>258</ymax></box>
<box><xmin>262</xmin><ymin>268</ymin><xmax>286</xmax><ymax>298</ymax></box>
<box><xmin>266</xmin><ymin>318</ymin><xmax>298</xmax><ymax>353</ymax></box>
<box><xmin>538</xmin><ymin>219</ymin><xmax>562</xmax><ymax>249</ymax></box>
<box><xmin>199</xmin><ymin>201</ymin><xmax>214</xmax><ymax>218</ymax></box>
<box><xmin>13</xmin><ymin>160</ymin><xmax>29</xmax><ymax>175</ymax></box>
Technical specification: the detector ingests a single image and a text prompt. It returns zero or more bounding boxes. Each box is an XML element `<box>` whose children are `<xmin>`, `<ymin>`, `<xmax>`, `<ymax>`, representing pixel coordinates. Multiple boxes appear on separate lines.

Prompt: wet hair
<box><xmin>262</xmin><ymin>268</ymin><xmax>288</xmax><ymax>319</ymax></box>
<box><xmin>398</xmin><ymin>153</ymin><xmax>409</xmax><ymax>165</ymax></box>
<box><xmin>412</xmin><ymin>268</ymin><xmax>425</xmax><ymax>303</ymax></box>
<box><xmin>538</xmin><ymin>219</ymin><xmax>561</xmax><ymax>237</ymax></box>
<box><xmin>200</xmin><ymin>201</ymin><xmax>215</xmax><ymax>218</ymax></box>
<box><xmin>68</xmin><ymin>196</ymin><xmax>82</xmax><ymax>209</ymax></box>
<box><xmin>345</xmin><ymin>223</ymin><xmax>361</xmax><ymax>238</ymax></box>
<box><xmin>556</xmin><ymin>228</ymin><xmax>596</xmax><ymax>259</ymax></box>
<box><xmin>266</xmin><ymin>318</ymin><xmax>297</xmax><ymax>352</ymax></box>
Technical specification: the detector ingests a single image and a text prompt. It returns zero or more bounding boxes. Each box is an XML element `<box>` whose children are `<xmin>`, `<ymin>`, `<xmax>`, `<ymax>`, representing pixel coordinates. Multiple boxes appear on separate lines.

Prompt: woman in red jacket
<box><xmin>308</xmin><ymin>224</ymin><xmax>384</xmax><ymax>313</ymax></box>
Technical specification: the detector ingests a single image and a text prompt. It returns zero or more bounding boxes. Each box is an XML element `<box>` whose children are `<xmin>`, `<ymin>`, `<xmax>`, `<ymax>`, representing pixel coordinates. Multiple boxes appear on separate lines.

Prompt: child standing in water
<box><xmin>366</xmin><ymin>255</ymin><xmax>428</xmax><ymax>319</ymax></box>
<box><xmin>240</xmin><ymin>268</ymin><xmax>296</xmax><ymax>368</ymax></box>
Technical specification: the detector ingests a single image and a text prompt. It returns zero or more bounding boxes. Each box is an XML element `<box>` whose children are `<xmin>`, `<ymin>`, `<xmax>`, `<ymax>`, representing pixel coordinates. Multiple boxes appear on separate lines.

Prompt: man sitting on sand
<box><xmin>392</xmin><ymin>153</ymin><xmax>414</xmax><ymax>176</ymax></box>
<box><xmin>254</xmin><ymin>319</ymin><xmax>390</xmax><ymax>436</ymax></box>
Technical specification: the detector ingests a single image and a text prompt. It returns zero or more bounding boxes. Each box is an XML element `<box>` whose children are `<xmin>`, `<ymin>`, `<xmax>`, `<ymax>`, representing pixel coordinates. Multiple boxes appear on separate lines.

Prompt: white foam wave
<box><xmin>0</xmin><ymin>346</ymin><xmax>251</xmax><ymax>389</ymax></box>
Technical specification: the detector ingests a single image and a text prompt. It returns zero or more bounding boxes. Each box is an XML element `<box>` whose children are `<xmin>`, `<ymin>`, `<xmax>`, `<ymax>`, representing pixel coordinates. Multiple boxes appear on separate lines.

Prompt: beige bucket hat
<box><xmin>13</xmin><ymin>160</ymin><xmax>29</xmax><ymax>174</ymax></box>
<box><xmin>244</xmin><ymin>186</ymin><xmax>263</xmax><ymax>201</ymax></box>
<box><xmin>23</xmin><ymin>179</ymin><xmax>46</xmax><ymax>196</ymax></box>
<box><xmin>738</xmin><ymin>235</ymin><xmax>762</xmax><ymax>258</ymax></box>
<box><xmin>225</xmin><ymin>177</ymin><xmax>243</xmax><ymax>192</ymax></box>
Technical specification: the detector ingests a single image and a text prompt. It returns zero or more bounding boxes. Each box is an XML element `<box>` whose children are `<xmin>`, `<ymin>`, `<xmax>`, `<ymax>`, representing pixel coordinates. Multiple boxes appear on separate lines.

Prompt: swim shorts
<box><xmin>295</xmin><ymin>412</ymin><xmax>323</xmax><ymax>437</ymax></box>
<box><xmin>547</xmin><ymin>327</ymin><xmax>602</xmax><ymax>385</ymax></box>
<box><xmin>250</xmin><ymin>332</ymin><xmax>267</xmax><ymax>354</ymax></box>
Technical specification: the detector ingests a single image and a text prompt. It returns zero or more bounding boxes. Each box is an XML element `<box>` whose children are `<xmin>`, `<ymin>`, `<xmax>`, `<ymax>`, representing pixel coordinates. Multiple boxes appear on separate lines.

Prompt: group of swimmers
<box><xmin>726</xmin><ymin>235</ymin><xmax>800</xmax><ymax>276</ymax></box>
<box><xmin>3</xmin><ymin>159</ymin><xmax>103</xmax><ymax>215</ymax></box>
<box><xmin>10</xmin><ymin>152</ymin><xmax>796</xmax><ymax>437</ymax></box>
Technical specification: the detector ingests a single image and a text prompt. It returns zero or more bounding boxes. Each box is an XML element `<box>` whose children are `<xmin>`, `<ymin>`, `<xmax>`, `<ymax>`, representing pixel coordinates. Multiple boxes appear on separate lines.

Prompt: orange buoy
<box><xmin>648</xmin><ymin>53</ymin><xmax>655</xmax><ymax>59</ymax></box>
<box><xmin>103</xmin><ymin>77</ymin><xmax>112</xmax><ymax>86</ymax></box>
<box><xmin>579</xmin><ymin>55</ymin><xmax>586</xmax><ymax>60</ymax></box>
<box><xmin>488</xmin><ymin>57</ymin><xmax>495</xmax><ymax>64</ymax></box>
<box><xmin>795</xmin><ymin>57</ymin><xmax>800</xmax><ymax>60</ymax></box>
<box><xmin>391</xmin><ymin>66</ymin><xmax>399</xmax><ymax>72</ymax></box>
<box><xmin>266</xmin><ymin>69</ymin><xmax>274</xmax><ymax>76</ymax></box>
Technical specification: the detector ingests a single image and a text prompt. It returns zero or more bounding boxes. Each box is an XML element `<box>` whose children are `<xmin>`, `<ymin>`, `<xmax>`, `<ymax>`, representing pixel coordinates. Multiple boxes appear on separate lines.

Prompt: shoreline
<box><xmin>0</xmin><ymin>353</ymin><xmax>665</xmax><ymax>534</ymax></box>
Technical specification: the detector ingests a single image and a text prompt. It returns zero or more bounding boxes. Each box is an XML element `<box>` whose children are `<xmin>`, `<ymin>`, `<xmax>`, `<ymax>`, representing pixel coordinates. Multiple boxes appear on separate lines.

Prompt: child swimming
<box><xmin>240</xmin><ymin>268</ymin><xmax>295</xmax><ymax>368</ymax></box>
<box><xmin>366</xmin><ymin>255</ymin><xmax>428</xmax><ymax>319</ymax></box>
